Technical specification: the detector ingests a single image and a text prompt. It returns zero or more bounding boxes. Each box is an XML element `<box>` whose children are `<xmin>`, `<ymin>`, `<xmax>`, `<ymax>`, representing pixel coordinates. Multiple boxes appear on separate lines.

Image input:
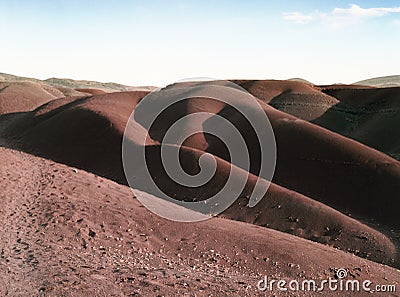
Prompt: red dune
<box><xmin>75</xmin><ymin>88</ymin><xmax>108</xmax><ymax>95</ymax></box>
<box><xmin>146</xmin><ymin>82</ymin><xmax>400</xmax><ymax>227</ymax></box>
<box><xmin>0</xmin><ymin>81</ymin><xmax>65</xmax><ymax>114</ymax></box>
<box><xmin>55</xmin><ymin>86</ymin><xmax>90</xmax><ymax>97</ymax></box>
<box><xmin>316</xmin><ymin>86</ymin><xmax>400</xmax><ymax>159</ymax></box>
<box><xmin>231</xmin><ymin>80</ymin><xmax>321</xmax><ymax>102</ymax></box>
<box><xmin>7</xmin><ymin>91</ymin><xmax>150</xmax><ymax>183</ymax></box>
<box><xmin>232</xmin><ymin>80</ymin><xmax>340</xmax><ymax>121</ymax></box>
<box><xmin>232</xmin><ymin>81</ymin><xmax>400</xmax><ymax>160</ymax></box>
<box><xmin>319</xmin><ymin>85</ymin><xmax>399</xmax><ymax>107</ymax></box>
<box><xmin>201</xmin><ymin>99</ymin><xmax>400</xmax><ymax>227</ymax></box>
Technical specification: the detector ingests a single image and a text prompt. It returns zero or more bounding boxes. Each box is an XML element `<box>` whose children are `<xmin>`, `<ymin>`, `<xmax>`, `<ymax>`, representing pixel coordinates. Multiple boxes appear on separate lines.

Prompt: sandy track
<box><xmin>1</xmin><ymin>147</ymin><xmax>399</xmax><ymax>296</ymax></box>
<box><xmin>0</xmin><ymin>148</ymin><xmax>259</xmax><ymax>296</ymax></box>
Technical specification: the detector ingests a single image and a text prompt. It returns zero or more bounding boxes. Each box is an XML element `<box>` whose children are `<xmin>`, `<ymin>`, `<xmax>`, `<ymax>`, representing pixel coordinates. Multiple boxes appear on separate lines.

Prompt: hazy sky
<box><xmin>1</xmin><ymin>0</ymin><xmax>399</xmax><ymax>86</ymax></box>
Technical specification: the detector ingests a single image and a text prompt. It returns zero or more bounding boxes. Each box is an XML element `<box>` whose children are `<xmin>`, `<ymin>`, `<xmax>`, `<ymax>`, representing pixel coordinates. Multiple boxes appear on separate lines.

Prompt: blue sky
<box><xmin>0</xmin><ymin>0</ymin><xmax>399</xmax><ymax>86</ymax></box>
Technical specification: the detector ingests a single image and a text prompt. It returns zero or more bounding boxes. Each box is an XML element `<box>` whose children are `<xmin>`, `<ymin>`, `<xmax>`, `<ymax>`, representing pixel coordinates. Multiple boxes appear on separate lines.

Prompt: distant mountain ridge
<box><xmin>3</xmin><ymin>72</ymin><xmax>399</xmax><ymax>90</ymax></box>
<box><xmin>0</xmin><ymin>72</ymin><xmax>156</xmax><ymax>93</ymax></box>
<box><xmin>355</xmin><ymin>75</ymin><xmax>400</xmax><ymax>87</ymax></box>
